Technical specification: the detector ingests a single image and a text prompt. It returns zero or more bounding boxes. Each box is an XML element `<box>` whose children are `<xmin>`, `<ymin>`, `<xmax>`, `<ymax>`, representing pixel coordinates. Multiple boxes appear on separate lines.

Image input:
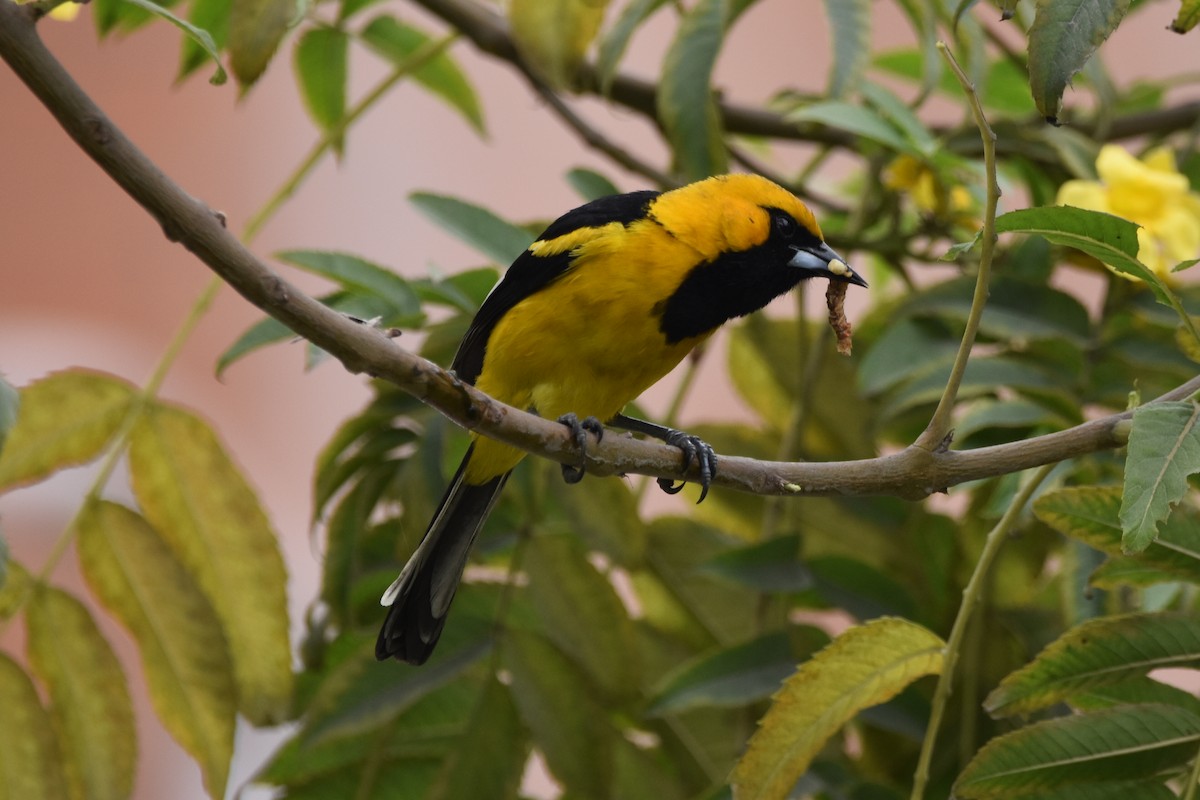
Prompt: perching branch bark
<box><xmin>1</xmin><ymin>0</ymin><xmax>1196</xmax><ymax>502</ymax></box>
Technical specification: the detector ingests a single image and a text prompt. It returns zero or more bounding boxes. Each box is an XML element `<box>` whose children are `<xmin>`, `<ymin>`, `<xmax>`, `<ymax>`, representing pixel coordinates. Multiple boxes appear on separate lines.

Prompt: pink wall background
<box><xmin>1</xmin><ymin>2</ymin><xmax>1197</xmax><ymax>797</ymax></box>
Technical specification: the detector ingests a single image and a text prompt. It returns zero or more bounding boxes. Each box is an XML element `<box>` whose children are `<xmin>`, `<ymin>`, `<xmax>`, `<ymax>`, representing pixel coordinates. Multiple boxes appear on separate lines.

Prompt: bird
<box><xmin>376</xmin><ymin>173</ymin><xmax>867</xmax><ymax>664</ymax></box>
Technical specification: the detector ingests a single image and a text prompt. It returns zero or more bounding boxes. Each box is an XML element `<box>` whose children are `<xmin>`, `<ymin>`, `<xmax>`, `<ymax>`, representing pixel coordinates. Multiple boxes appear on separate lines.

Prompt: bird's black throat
<box><xmin>657</xmin><ymin>248</ymin><xmax>807</xmax><ymax>343</ymax></box>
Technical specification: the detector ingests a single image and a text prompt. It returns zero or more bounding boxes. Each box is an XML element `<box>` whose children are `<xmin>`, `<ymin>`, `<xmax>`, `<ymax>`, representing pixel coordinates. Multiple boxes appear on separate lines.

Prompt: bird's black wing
<box><xmin>450</xmin><ymin>189</ymin><xmax>660</xmax><ymax>383</ymax></box>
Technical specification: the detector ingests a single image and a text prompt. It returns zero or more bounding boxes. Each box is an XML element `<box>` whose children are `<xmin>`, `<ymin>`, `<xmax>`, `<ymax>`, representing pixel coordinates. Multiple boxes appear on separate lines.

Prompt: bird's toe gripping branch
<box><xmin>656</xmin><ymin>430</ymin><xmax>717</xmax><ymax>504</ymax></box>
<box><xmin>557</xmin><ymin>412</ymin><xmax>605</xmax><ymax>484</ymax></box>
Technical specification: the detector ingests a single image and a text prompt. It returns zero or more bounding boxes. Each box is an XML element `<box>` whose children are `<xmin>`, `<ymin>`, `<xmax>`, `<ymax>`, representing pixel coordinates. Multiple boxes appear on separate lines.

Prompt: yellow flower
<box><xmin>48</xmin><ymin>1</ymin><xmax>81</xmax><ymax>19</ymax></box>
<box><xmin>1057</xmin><ymin>144</ymin><xmax>1200</xmax><ymax>280</ymax></box>
<box><xmin>884</xmin><ymin>154</ymin><xmax>977</xmax><ymax>227</ymax></box>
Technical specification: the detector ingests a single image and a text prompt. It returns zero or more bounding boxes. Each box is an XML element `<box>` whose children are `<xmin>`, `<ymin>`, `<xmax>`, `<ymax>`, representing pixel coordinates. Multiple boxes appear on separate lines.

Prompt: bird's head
<box><xmin>652</xmin><ymin>173</ymin><xmax>868</xmax><ymax>289</ymax></box>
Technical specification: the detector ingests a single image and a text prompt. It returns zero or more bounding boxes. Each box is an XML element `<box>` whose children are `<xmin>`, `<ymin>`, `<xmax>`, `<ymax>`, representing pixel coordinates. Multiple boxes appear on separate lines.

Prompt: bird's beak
<box><xmin>788</xmin><ymin>242</ymin><xmax>868</xmax><ymax>288</ymax></box>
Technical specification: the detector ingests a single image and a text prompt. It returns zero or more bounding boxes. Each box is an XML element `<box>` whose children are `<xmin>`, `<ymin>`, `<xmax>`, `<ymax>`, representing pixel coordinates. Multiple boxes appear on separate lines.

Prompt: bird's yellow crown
<box><xmin>648</xmin><ymin>173</ymin><xmax>822</xmax><ymax>261</ymax></box>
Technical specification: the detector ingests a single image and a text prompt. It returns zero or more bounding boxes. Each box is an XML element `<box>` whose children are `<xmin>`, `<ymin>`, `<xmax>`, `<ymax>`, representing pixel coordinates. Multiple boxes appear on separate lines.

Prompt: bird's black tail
<box><xmin>376</xmin><ymin>445</ymin><xmax>509</xmax><ymax>664</ymax></box>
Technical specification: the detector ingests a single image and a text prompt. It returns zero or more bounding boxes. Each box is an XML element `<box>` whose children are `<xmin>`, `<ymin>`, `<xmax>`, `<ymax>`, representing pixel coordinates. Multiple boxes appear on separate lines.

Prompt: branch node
<box><xmin>83</xmin><ymin>115</ymin><xmax>111</xmax><ymax>145</ymax></box>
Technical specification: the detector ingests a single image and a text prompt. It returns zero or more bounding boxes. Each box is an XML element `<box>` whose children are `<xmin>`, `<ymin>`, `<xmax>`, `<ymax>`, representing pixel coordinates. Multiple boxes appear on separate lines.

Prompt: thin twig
<box><xmin>243</xmin><ymin>33</ymin><xmax>460</xmax><ymax>242</ymax></box>
<box><xmin>915</xmin><ymin>42</ymin><xmax>1000</xmax><ymax>453</ymax></box>
<box><xmin>909</xmin><ymin>462</ymin><xmax>1056</xmax><ymax>800</ymax></box>
<box><xmin>407</xmin><ymin>0</ymin><xmax>1200</xmax><ymax>154</ymax></box>
<box><xmin>530</xmin><ymin>80</ymin><xmax>677</xmax><ymax>188</ymax></box>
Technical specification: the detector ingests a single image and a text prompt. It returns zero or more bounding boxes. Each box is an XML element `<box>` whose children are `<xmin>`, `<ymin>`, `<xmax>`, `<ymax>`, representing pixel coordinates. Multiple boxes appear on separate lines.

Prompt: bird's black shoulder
<box><xmin>535</xmin><ymin>189</ymin><xmax>660</xmax><ymax>242</ymax></box>
<box><xmin>450</xmin><ymin>189</ymin><xmax>661</xmax><ymax>382</ymax></box>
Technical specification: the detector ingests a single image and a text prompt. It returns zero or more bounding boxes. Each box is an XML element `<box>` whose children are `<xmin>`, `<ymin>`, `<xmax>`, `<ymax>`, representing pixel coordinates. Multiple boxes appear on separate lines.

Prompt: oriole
<box><xmin>376</xmin><ymin>173</ymin><xmax>866</xmax><ymax>664</ymax></box>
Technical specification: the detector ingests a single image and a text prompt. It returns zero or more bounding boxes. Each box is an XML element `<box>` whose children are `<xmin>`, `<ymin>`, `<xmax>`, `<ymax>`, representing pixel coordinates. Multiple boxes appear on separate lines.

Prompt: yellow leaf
<box><xmin>0</xmin><ymin>559</ymin><xmax>31</xmax><ymax>621</ymax></box>
<box><xmin>78</xmin><ymin>500</ymin><xmax>236</xmax><ymax>798</ymax></box>
<box><xmin>508</xmin><ymin>0</ymin><xmax>610</xmax><ymax>89</ymax></box>
<box><xmin>0</xmin><ymin>653</ymin><xmax>70</xmax><ymax>800</ymax></box>
<box><xmin>129</xmin><ymin>403</ymin><xmax>293</xmax><ymax>725</ymax></box>
<box><xmin>229</xmin><ymin>0</ymin><xmax>293</xmax><ymax>87</ymax></box>
<box><xmin>26</xmin><ymin>586</ymin><xmax>136</xmax><ymax>800</ymax></box>
<box><xmin>0</xmin><ymin>369</ymin><xmax>135</xmax><ymax>492</ymax></box>
<box><xmin>731</xmin><ymin>617</ymin><xmax>945</xmax><ymax>800</ymax></box>
<box><xmin>1171</xmin><ymin>0</ymin><xmax>1200</xmax><ymax>33</ymax></box>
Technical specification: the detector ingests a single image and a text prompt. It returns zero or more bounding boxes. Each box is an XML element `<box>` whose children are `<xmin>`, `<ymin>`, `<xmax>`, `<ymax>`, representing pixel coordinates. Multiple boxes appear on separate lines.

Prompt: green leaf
<box><xmin>566</xmin><ymin>167</ymin><xmax>620</xmax><ymax>201</ymax></box>
<box><xmin>26</xmin><ymin>586</ymin><xmax>136</xmax><ymax>800</ymax></box>
<box><xmin>408</xmin><ymin>192</ymin><xmax>532</xmax><ymax>266</ymax></box>
<box><xmin>787</xmin><ymin>100</ymin><xmax>914</xmax><ymax>154</ymax></box>
<box><xmin>961</xmin><ymin>782</ymin><xmax>1179</xmax><ymax>800</ymax></box>
<box><xmin>180</xmin><ymin>0</ymin><xmax>232</xmax><ymax>80</ymax></box>
<box><xmin>129</xmin><ymin>403</ymin><xmax>292</xmax><ymax>725</ymax></box>
<box><xmin>955</xmin><ymin>704</ymin><xmax>1200</xmax><ymax>797</ymax></box>
<box><xmin>0</xmin><ymin>654</ymin><xmax>69</xmax><ymax>800</ymax></box>
<box><xmin>1027</xmin><ymin>0</ymin><xmax>1133</xmax><ymax>122</ymax></box>
<box><xmin>647</xmin><ymin>632</ymin><xmax>799</xmax><ymax>715</ymax></box>
<box><xmin>595</xmin><ymin>0</ymin><xmax>669</xmax><ymax>93</ymax></box>
<box><xmin>77</xmin><ymin>501</ymin><xmax>236</xmax><ymax>798</ymax></box>
<box><xmin>503</xmin><ymin>630</ymin><xmax>616</xmax><ymax>796</ymax></box>
<box><xmin>1036</xmin><ymin>486</ymin><xmax>1200</xmax><ymax>585</ymax></box>
<box><xmin>728</xmin><ymin>316</ymin><xmax>876</xmax><ymax>459</ymax></box>
<box><xmin>522</xmin><ymin>534</ymin><xmax>639</xmax><ymax>697</ymax></box>
<box><xmin>956</xmin><ymin>399</ymin><xmax>1068</xmax><ymax>443</ymax></box>
<box><xmin>119</xmin><ymin>0</ymin><xmax>228</xmax><ymax>84</ymax></box>
<box><xmin>359</xmin><ymin>16</ymin><xmax>485</xmax><ymax>134</ymax></box>
<box><xmin>859</xmin><ymin>81</ymin><xmax>936</xmax><ymax>153</ymax></box>
<box><xmin>658</xmin><ymin>0</ymin><xmax>728</xmax><ymax>180</ymax></box>
<box><xmin>984</xmin><ymin>612</ymin><xmax>1200</xmax><ymax>717</ymax></box>
<box><xmin>257</xmin><ymin>675</ymin><xmax>475</xmax><ymax>792</ymax></box>
<box><xmin>553</xmin><ymin>470</ymin><xmax>645</xmax><ymax>564</ymax></box>
<box><xmin>1120</xmin><ymin>401</ymin><xmax>1200</xmax><ymax>552</ymax></box>
<box><xmin>808</xmin><ymin>556</ymin><xmax>919</xmax><ymax>621</ymax></box>
<box><xmin>295</xmin><ymin>27</ymin><xmax>348</xmax><ymax>145</ymax></box>
<box><xmin>303</xmin><ymin>635</ymin><xmax>490</xmax><ymax>744</ymax></box>
<box><xmin>858</xmin><ymin>318</ymin><xmax>959</xmax><ymax>397</ymax></box>
<box><xmin>730</xmin><ymin>618</ymin><xmax>944</xmax><ymax>800</ymax></box>
<box><xmin>0</xmin><ymin>373</ymin><xmax>17</xmax><ymax>456</ymax></box>
<box><xmin>228</xmin><ymin>0</ymin><xmax>293</xmax><ymax>88</ymax></box>
<box><xmin>1071</xmin><ymin>675</ymin><xmax>1200</xmax><ymax>717</ymax></box>
<box><xmin>905</xmin><ymin>275</ymin><xmax>1092</xmax><ymax>345</ymax></box>
<box><xmin>217</xmin><ymin>290</ymin><xmax>401</xmax><ymax>376</ymax></box>
<box><xmin>0</xmin><ymin>370</ymin><xmax>135</xmax><ymax>492</ymax></box>
<box><xmin>634</xmin><ymin>517</ymin><xmax>761</xmax><ymax>648</ymax></box>
<box><xmin>508</xmin><ymin>0</ymin><xmax>610</xmax><ymax>89</ymax></box>
<box><xmin>701</xmin><ymin>534</ymin><xmax>811</xmax><ymax>592</ymax></box>
<box><xmin>0</xmin><ymin>558</ymin><xmax>28</xmax><ymax>621</ymax></box>
<box><xmin>278</xmin><ymin>250</ymin><xmax>422</xmax><ymax>316</ymax></box>
<box><xmin>995</xmin><ymin>206</ymin><xmax>1170</xmax><ymax>300</ymax></box>
<box><xmin>1172</xmin><ymin>0</ymin><xmax>1200</xmax><ymax>32</ymax></box>
<box><xmin>427</xmin><ymin>678</ymin><xmax>528</xmax><ymax>800</ymax></box>
<box><xmin>824</xmin><ymin>0</ymin><xmax>869</xmax><ymax>99</ymax></box>
<box><xmin>883</xmin><ymin>356</ymin><xmax>1067</xmax><ymax>421</ymax></box>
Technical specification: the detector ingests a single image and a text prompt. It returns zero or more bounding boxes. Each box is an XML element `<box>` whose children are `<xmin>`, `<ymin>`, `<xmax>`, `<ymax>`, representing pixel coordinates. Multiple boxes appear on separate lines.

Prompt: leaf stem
<box><xmin>914</xmin><ymin>42</ymin><xmax>1000</xmax><ymax>453</ymax></box>
<box><xmin>909</xmin><ymin>462</ymin><xmax>1055</xmax><ymax>800</ymax></box>
<box><xmin>1182</xmin><ymin>740</ymin><xmax>1200</xmax><ymax>800</ymax></box>
<box><xmin>242</xmin><ymin>33</ymin><xmax>460</xmax><ymax>243</ymax></box>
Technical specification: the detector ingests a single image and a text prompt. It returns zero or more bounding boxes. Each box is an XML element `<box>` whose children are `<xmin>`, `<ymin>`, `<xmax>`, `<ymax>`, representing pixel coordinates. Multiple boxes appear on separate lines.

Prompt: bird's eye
<box><xmin>774</xmin><ymin>214</ymin><xmax>795</xmax><ymax>238</ymax></box>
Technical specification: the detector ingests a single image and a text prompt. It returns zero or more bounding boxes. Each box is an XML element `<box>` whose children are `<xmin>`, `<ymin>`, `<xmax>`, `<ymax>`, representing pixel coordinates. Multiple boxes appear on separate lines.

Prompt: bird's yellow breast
<box><xmin>465</xmin><ymin>219</ymin><xmax>709</xmax><ymax>482</ymax></box>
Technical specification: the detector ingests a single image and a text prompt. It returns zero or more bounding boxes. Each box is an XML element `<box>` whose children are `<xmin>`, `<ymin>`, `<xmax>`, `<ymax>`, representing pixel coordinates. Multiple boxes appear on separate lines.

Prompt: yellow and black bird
<box><xmin>376</xmin><ymin>173</ymin><xmax>866</xmax><ymax>664</ymax></box>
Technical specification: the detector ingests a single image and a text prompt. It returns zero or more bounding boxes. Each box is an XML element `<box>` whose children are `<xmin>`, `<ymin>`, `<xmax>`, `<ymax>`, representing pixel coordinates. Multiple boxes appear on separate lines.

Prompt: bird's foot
<box><xmin>656</xmin><ymin>430</ymin><xmax>717</xmax><ymax>503</ymax></box>
<box><xmin>557</xmin><ymin>413</ymin><xmax>604</xmax><ymax>484</ymax></box>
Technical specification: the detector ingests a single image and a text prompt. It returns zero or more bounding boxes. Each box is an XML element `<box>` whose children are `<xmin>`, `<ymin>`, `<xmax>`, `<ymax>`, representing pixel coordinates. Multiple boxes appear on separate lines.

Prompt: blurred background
<box><xmin>1</xmin><ymin>2</ymin><xmax>1197</xmax><ymax>796</ymax></box>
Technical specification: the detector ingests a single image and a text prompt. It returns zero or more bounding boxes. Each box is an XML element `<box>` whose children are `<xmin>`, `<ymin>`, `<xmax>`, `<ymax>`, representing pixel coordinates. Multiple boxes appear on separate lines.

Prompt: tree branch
<box><xmin>410</xmin><ymin>0</ymin><xmax>1200</xmax><ymax>157</ymax></box>
<box><xmin>1</xmin><ymin>0</ymin><xmax>1194</xmax><ymax>503</ymax></box>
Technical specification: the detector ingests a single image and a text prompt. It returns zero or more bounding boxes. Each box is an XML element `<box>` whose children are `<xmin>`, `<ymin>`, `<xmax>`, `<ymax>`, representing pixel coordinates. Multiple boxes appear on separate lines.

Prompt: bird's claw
<box><xmin>660</xmin><ymin>430</ymin><xmax>717</xmax><ymax>503</ymax></box>
<box><xmin>558</xmin><ymin>413</ymin><xmax>604</xmax><ymax>484</ymax></box>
